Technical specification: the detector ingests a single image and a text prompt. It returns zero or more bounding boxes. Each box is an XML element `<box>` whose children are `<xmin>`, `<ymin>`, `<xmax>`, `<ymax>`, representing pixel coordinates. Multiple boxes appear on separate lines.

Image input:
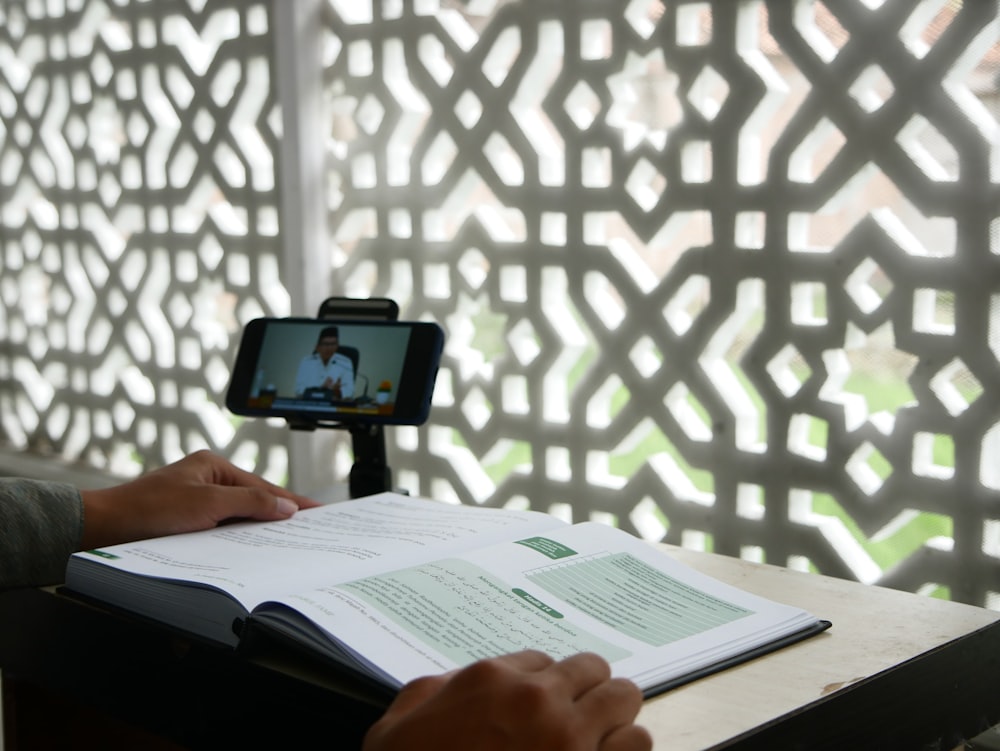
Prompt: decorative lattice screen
<box><xmin>1</xmin><ymin>0</ymin><xmax>999</xmax><ymax>607</ymax></box>
<box><xmin>315</xmin><ymin>0</ymin><xmax>1000</xmax><ymax>606</ymax></box>
<box><xmin>0</xmin><ymin>0</ymin><xmax>292</xmax><ymax>480</ymax></box>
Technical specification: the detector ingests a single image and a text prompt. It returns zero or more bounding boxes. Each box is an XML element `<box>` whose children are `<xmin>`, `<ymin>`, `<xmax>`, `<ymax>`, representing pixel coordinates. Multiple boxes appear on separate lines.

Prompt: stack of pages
<box><xmin>65</xmin><ymin>493</ymin><xmax>829</xmax><ymax>698</ymax></box>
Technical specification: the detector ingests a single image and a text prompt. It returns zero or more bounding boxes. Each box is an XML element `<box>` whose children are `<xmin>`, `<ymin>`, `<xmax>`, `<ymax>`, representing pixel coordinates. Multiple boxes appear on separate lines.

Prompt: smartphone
<box><xmin>226</xmin><ymin>317</ymin><xmax>444</xmax><ymax>426</ymax></box>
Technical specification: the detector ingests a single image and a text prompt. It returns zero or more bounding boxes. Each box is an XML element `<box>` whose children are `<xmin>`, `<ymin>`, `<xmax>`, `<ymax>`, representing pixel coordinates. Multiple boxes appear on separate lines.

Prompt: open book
<box><xmin>64</xmin><ymin>493</ymin><xmax>829</xmax><ymax>700</ymax></box>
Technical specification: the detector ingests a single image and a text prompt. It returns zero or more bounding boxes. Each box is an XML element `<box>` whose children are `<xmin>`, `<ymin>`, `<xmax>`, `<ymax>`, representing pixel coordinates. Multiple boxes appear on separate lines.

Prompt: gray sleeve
<box><xmin>0</xmin><ymin>478</ymin><xmax>84</xmax><ymax>589</ymax></box>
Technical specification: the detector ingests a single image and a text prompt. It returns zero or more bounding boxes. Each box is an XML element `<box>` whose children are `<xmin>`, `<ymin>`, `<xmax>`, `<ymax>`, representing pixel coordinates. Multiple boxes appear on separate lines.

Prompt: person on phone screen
<box><xmin>294</xmin><ymin>326</ymin><xmax>355</xmax><ymax>399</ymax></box>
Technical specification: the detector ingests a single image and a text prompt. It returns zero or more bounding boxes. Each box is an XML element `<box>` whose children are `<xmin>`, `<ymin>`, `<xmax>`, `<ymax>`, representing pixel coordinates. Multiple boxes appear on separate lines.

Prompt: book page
<box><xmin>257</xmin><ymin>522</ymin><xmax>819</xmax><ymax>690</ymax></box>
<box><xmin>68</xmin><ymin>493</ymin><xmax>566</xmax><ymax>610</ymax></box>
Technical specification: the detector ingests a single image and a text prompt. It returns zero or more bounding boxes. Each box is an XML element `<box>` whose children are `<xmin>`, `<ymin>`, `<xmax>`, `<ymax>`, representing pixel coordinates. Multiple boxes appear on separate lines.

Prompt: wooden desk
<box><xmin>2</xmin><ymin>547</ymin><xmax>999</xmax><ymax>750</ymax></box>
<box><xmin>644</xmin><ymin>548</ymin><xmax>1000</xmax><ymax>750</ymax></box>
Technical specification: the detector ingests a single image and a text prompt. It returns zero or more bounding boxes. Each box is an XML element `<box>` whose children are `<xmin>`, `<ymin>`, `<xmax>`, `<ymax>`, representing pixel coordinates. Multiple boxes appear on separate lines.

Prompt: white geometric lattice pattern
<box><xmin>1</xmin><ymin>0</ymin><xmax>999</xmax><ymax>608</ymax></box>
<box><xmin>0</xmin><ymin>0</ymin><xmax>291</xmax><ymax>481</ymax></box>
<box><xmin>317</xmin><ymin>0</ymin><xmax>1000</xmax><ymax>606</ymax></box>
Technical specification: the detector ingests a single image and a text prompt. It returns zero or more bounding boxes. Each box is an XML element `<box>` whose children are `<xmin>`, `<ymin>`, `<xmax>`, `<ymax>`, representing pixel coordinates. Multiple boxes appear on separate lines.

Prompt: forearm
<box><xmin>0</xmin><ymin>478</ymin><xmax>84</xmax><ymax>589</ymax></box>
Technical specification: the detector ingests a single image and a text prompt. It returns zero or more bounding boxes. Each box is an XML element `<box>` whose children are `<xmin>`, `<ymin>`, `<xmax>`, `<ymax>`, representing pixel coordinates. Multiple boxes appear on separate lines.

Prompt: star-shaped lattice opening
<box><xmin>607</xmin><ymin>48</ymin><xmax>680</xmax><ymax>151</ymax></box>
<box><xmin>819</xmin><ymin>322</ymin><xmax>918</xmax><ymax>431</ymax></box>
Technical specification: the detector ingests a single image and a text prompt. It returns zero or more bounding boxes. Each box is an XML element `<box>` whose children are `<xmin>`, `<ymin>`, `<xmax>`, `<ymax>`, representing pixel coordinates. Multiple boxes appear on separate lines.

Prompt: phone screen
<box><xmin>226</xmin><ymin>317</ymin><xmax>444</xmax><ymax>426</ymax></box>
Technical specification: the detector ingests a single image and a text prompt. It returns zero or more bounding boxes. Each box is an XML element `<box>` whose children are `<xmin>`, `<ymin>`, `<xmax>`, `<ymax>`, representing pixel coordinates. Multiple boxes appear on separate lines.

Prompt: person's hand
<box><xmin>79</xmin><ymin>450</ymin><xmax>320</xmax><ymax>550</ymax></box>
<box><xmin>362</xmin><ymin>650</ymin><xmax>652</xmax><ymax>751</ymax></box>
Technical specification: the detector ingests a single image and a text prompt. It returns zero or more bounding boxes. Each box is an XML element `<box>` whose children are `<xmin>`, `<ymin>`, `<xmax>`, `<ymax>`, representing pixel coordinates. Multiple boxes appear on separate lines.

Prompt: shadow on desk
<box><xmin>3</xmin><ymin>678</ymin><xmax>186</xmax><ymax>750</ymax></box>
<box><xmin>0</xmin><ymin>587</ymin><xmax>384</xmax><ymax>750</ymax></box>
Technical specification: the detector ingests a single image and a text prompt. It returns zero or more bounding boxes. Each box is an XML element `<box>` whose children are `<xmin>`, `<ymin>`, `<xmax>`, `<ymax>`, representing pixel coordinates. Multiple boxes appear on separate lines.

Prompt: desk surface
<box><xmin>2</xmin><ymin>547</ymin><xmax>999</xmax><ymax>750</ymax></box>
<box><xmin>646</xmin><ymin>547</ymin><xmax>1000</xmax><ymax>749</ymax></box>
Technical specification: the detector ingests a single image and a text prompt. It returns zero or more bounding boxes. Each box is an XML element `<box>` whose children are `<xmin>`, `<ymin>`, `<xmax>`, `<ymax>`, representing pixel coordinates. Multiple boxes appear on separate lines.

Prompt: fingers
<box><xmin>577</xmin><ymin>674</ymin><xmax>644</xmax><ymax>729</ymax></box>
<box><xmin>200</xmin><ymin>486</ymin><xmax>307</xmax><ymax>523</ymax></box>
<box><xmin>546</xmin><ymin>651</ymin><xmax>612</xmax><ymax>698</ymax></box>
<box><xmin>183</xmin><ymin>450</ymin><xmax>320</xmax><ymax>510</ymax></box>
<box><xmin>449</xmin><ymin>650</ymin><xmax>618</xmax><ymax>708</ymax></box>
<box><xmin>237</xmin><ymin>491</ymin><xmax>301</xmax><ymax>521</ymax></box>
<box><xmin>545</xmin><ymin>653</ymin><xmax>647</xmax><ymax>750</ymax></box>
<box><xmin>487</xmin><ymin>649</ymin><xmax>555</xmax><ymax>673</ymax></box>
<box><xmin>601</xmin><ymin>724</ymin><xmax>654</xmax><ymax>751</ymax></box>
<box><xmin>380</xmin><ymin>674</ymin><xmax>449</xmax><ymax>719</ymax></box>
<box><xmin>362</xmin><ymin>675</ymin><xmax>451</xmax><ymax>751</ymax></box>
<box><xmin>80</xmin><ymin>452</ymin><xmax>321</xmax><ymax>550</ymax></box>
<box><xmin>363</xmin><ymin>652</ymin><xmax>650</xmax><ymax>751</ymax></box>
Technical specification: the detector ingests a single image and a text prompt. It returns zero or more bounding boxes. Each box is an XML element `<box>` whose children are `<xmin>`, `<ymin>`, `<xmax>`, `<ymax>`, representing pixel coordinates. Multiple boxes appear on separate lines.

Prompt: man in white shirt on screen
<box><xmin>294</xmin><ymin>326</ymin><xmax>355</xmax><ymax>399</ymax></box>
